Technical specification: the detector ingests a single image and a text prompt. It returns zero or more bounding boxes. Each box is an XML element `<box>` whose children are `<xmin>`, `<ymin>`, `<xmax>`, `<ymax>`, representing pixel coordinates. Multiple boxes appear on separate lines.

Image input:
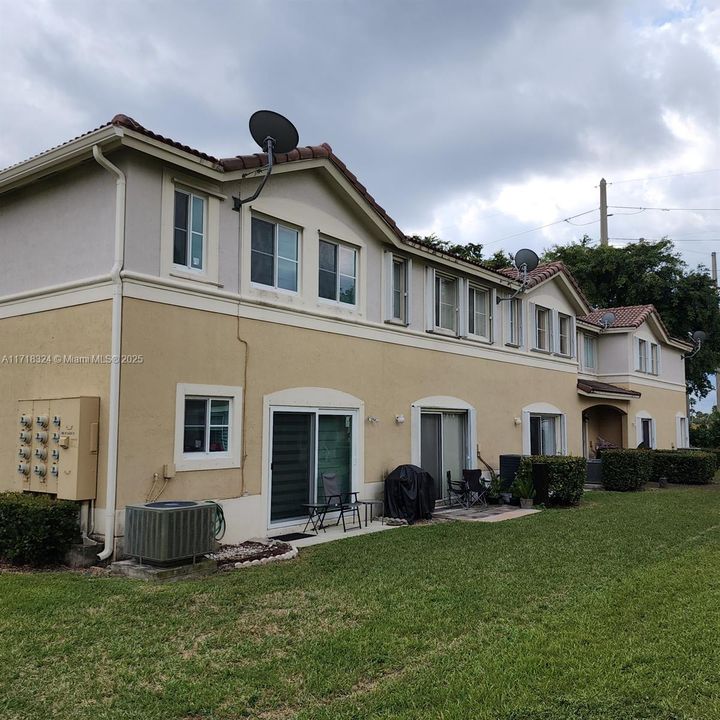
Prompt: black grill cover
<box><xmin>384</xmin><ymin>464</ymin><xmax>436</xmax><ymax>524</ymax></box>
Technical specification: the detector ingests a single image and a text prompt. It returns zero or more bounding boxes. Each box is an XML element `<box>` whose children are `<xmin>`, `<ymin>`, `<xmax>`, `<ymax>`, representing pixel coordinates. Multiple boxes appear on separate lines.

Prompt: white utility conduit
<box><xmin>92</xmin><ymin>145</ymin><xmax>125</xmax><ymax>560</ymax></box>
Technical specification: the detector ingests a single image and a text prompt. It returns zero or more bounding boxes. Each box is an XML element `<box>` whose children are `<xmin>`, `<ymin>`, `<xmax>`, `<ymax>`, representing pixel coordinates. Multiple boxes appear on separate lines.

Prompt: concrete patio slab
<box><xmin>291</xmin><ymin>519</ymin><xmax>400</xmax><ymax>548</ymax></box>
<box><xmin>433</xmin><ymin>504</ymin><xmax>540</xmax><ymax>523</ymax></box>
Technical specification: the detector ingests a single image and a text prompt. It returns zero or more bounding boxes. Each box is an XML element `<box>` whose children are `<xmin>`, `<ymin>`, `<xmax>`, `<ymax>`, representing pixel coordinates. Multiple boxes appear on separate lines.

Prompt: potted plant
<box><xmin>512</xmin><ymin>474</ymin><xmax>536</xmax><ymax>509</ymax></box>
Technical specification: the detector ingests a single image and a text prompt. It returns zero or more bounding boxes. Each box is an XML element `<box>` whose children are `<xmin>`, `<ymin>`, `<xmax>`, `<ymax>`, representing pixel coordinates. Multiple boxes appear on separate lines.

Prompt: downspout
<box><xmin>92</xmin><ymin>145</ymin><xmax>126</xmax><ymax>560</ymax></box>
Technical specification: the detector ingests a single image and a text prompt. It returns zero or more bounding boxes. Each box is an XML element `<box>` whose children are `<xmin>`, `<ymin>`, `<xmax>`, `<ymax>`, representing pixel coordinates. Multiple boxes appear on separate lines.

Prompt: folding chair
<box><xmin>321</xmin><ymin>472</ymin><xmax>361</xmax><ymax>532</ymax></box>
<box><xmin>462</xmin><ymin>469</ymin><xmax>488</xmax><ymax>508</ymax></box>
<box><xmin>446</xmin><ymin>470</ymin><xmax>469</xmax><ymax>508</ymax></box>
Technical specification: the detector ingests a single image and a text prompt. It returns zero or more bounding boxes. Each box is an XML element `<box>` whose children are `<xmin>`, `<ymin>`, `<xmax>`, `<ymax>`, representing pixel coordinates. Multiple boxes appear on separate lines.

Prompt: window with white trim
<box><xmin>251</xmin><ymin>217</ymin><xmax>299</xmax><ymax>292</ymax></box>
<box><xmin>650</xmin><ymin>343</ymin><xmax>659</xmax><ymax>375</ymax></box>
<box><xmin>635</xmin><ymin>338</ymin><xmax>662</xmax><ymax>374</ymax></box>
<box><xmin>558</xmin><ymin>313</ymin><xmax>571</xmax><ymax>356</ymax></box>
<box><xmin>535</xmin><ymin>305</ymin><xmax>552</xmax><ymax>351</ymax></box>
<box><xmin>173</xmin><ymin>189</ymin><xmax>205</xmax><ymax>271</ymax></box>
<box><xmin>184</xmin><ymin>397</ymin><xmax>230</xmax><ymax>455</ymax></box>
<box><xmin>506</xmin><ymin>297</ymin><xmax>523</xmax><ymax>346</ymax></box>
<box><xmin>174</xmin><ymin>384</ymin><xmax>243</xmax><ymax>471</ymax></box>
<box><xmin>583</xmin><ymin>334</ymin><xmax>597</xmax><ymax>370</ymax></box>
<box><xmin>468</xmin><ymin>285</ymin><xmax>491</xmax><ymax>340</ymax></box>
<box><xmin>530</xmin><ymin>414</ymin><xmax>560</xmax><ymax>455</ymax></box>
<box><xmin>434</xmin><ymin>273</ymin><xmax>458</xmax><ymax>333</ymax></box>
<box><xmin>391</xmin><ymin>256</ymin><xmax>408</xmax><ymax>323</ymax></box>
<box><xmin>319</xmin><ymin>238</ymin><xmax>357</xmax><ymax>305</ymax></box>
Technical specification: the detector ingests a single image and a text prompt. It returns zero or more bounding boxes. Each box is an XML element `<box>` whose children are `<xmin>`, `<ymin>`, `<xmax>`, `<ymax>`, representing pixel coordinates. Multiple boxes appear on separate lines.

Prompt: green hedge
<box><xmin>652</xmin><ymin>450</ymin><xmax>715</xmax><ymax>485</ymax></box>
<box><xmin>0</xmin><ymin>493</ymin><xmax>80</xmax><ymax>566</ymax></box>
<box><xmin>693</xmin><ymin>448</ymin><xmax>720</xmax><ymax>471</ymax></box>
<box><xmin>515</xmin><ymin>455</ymin><xmax>586</xmax><ymax>505</ymax></box>
<box><xmin>601</xmin><ymin>449</ymin><xmax>652</xmax><ymax>491</ymax></box>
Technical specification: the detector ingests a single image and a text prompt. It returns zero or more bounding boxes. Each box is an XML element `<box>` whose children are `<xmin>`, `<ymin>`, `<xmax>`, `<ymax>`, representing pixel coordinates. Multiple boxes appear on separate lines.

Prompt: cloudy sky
<box><xmin>2</xmin><ymin>0</ymin><xmax>718</xmax><ymax>262</ymax></box>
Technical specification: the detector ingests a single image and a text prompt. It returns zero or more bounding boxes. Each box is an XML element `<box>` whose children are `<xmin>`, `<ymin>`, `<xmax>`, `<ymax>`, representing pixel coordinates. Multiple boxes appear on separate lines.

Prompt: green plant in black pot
<box><xmin>512</xmin><ymin>474</ymin><xmax>536</xmax><ymax>509</ymax></box>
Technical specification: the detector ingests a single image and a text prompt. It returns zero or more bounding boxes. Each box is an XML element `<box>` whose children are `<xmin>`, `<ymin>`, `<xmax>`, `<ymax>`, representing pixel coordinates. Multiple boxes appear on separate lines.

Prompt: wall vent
<box><xmin>124</xmin><ymin>501</ymin><xmax>215</xmax><ymax>565</ymax></box>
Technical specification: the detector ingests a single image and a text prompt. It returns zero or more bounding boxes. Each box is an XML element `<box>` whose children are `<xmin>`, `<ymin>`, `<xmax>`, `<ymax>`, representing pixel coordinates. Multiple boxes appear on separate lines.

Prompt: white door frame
<box><xmin>262</xmin><ymin>387</ymin><xmax>364</xmax><ymax>530</ymax></box>
<box><xmin>410</xmin><ymin>396</ymin><xmax>477</xmax><ymax>471</ymax></box>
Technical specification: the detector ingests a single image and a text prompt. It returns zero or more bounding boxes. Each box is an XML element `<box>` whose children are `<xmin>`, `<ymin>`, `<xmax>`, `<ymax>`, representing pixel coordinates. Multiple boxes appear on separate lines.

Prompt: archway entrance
<box><xmin>582</xmin><ymin>405</ymin><xmax>627</xmax><ymax>459</ymax></box>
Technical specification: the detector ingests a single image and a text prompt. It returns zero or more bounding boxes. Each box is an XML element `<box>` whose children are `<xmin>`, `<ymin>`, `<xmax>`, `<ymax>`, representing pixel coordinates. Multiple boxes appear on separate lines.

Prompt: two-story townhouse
<box><xmin>0</xmin><ymin>115</ymin><xmax>692</xmax><ymax>556</ymax></box>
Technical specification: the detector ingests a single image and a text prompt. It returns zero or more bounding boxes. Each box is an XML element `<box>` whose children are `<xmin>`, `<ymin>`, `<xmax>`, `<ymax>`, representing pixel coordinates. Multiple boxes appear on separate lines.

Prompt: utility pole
<box><xmin>713</xmin><ymin>252</ymin><xmax>719</xmax><ymax>411</ymax></box>
<box><xmin>599</xmin><ymin>178</ymin><xmax>608</xmax><ymax>246</ymax></box>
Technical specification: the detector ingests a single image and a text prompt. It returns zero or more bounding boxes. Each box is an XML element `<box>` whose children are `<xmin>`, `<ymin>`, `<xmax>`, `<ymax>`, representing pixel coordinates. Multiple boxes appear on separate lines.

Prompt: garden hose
<box><xmin>205</xmin><ymin>501</ymin><xmax>226</xmax><ymax>540</ymax></box>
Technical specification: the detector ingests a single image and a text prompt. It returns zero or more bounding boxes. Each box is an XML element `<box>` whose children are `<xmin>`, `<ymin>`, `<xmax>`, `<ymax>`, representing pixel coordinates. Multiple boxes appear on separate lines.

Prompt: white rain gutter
<box><xmin>92</xmin><ymin>145</ymin><xmax>126</xmax><ymax>560</ymax></box>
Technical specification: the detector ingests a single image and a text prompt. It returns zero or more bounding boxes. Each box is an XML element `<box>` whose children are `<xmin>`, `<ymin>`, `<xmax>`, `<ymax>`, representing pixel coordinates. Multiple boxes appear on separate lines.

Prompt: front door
<box><xmin>270</xmin><ymin>410</ymin><xmax>354</xmax><ymax>524</ymax></box>
<box><xmin>420</xmin><ymin>411</ymin><xmax>467</xmax><ymax>501</ymax></box>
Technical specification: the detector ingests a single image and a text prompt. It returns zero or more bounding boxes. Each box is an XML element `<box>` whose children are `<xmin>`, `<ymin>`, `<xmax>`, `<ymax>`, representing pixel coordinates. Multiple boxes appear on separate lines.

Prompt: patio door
<box><xmin>420</xmin><ymin>411</ymin><xmax>467</xmax><ymax>501</ymax></box>
<box><xmin>270</xmin><ymin>410</ymin><xmax>354</xmax><ymax>524</ymax></box>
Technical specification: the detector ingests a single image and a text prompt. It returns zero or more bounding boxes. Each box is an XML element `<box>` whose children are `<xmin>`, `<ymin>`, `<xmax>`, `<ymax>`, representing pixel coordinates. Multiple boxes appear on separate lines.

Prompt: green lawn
<box><xmin>3</xmin><ymin>487</ymin><xmax>720</xmax><ymax>720</ymax></box>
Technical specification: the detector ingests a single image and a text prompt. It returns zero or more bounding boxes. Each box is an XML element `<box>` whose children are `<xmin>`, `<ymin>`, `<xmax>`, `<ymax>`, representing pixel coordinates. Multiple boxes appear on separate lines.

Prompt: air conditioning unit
<box><xmin>124</xmin><ymin>501</ymin><xmax>216</xmax><ymax>565</ymax></box>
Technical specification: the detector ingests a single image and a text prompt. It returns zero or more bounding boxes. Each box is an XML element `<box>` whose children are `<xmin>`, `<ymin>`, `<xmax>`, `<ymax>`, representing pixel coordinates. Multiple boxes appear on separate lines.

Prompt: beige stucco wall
<box><xmin>0</xmin><ymin>161</ymin><xmax>116</xmax><ymax>296</ymax></box>
<box><xmin>0</xmin><ymin>301</ymin><xmax>112</xmax><ymax>503</ymax></box>
<box><xmin>117</xmin><ymin>298</ymin><xmax>585</xmax><ymax>511</ymax></box>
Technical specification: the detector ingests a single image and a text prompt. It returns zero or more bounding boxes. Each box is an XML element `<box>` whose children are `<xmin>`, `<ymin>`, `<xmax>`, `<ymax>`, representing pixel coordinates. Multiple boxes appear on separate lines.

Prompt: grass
<box><xmin>3</xmin><ymin>487</ymin><xmax>720</xmax><ymax>719</ymax></box>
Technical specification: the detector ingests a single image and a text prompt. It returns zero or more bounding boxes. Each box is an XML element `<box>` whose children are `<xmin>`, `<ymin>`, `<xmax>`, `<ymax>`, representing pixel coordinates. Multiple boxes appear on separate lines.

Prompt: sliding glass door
<box><xmin>420</xmin><ymin>411</ymin><xmax>467</xmax><ymax>501</ymax></box>
<box><xmin>270</xmin><ymin>410</ymin><xmax>354</xmax><ymax>524</ymax></box>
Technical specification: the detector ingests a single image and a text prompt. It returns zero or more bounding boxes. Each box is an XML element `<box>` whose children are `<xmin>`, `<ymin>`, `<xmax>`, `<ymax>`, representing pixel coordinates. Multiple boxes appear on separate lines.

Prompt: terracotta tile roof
<box><xmin>578</xmin><ymin>304</ymin><xmax>656</xmax><ymax>329</ymax></box>
<box><xmin>0</xmin><ymin>114</ymin><xmax>572</xmax><ymax>288</ymax></box>
<box><xmin>113</xmin><ymin>115</ymin><xmax>513</xmax><ymax>279</ymax></box>
<box><xmin>112</xmin><ymin>114</ymin><xmax>222</xmax><ymax>164</ymax></box>
<box><xmin>577</xmin><ymin>379</ymin><xmax>641</xmax><ymax>397</ymax></box>
<box><xmin>498</xmin><ymin>261</ymin><xmax>591</xmax><ymax>308</ymax></box>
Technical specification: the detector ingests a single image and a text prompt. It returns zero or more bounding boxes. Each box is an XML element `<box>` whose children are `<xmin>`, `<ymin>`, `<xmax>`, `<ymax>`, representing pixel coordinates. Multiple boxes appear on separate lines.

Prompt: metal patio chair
<box><xmin>462</xmin><ymin>469</ymin><xmax>488</xmax><ymax>508</ymax></box>
<box><xmin>320</xmin><ymin>472</ymin><xmax>361</xmax><ymax>532</ymax></box>
<box><xmin>446</xmin><ymin>470</ymin><xmax>469</xmax><ymax>508</ymax></box>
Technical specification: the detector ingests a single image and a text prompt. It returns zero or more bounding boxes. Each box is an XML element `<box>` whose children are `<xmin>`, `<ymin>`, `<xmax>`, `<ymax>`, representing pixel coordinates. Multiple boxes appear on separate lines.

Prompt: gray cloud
<box><xmin>1</xmin><ymin>0</ymin><xmax>718</xmax><ymax>254</ymax></box>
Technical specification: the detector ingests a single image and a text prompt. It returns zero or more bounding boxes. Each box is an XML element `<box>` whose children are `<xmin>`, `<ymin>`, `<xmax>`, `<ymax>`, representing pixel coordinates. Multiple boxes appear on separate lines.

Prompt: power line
<box><xmin>484</xmin><ymin>208</ymin><xmax>598</xmax><ymax>246</ymax></box>
<box><xmin>608</xmin><ymin>205</ymin><xmax>720</xmax><ymax>212</ymax></box>
<box><xmin>609</xmin><ymin>237</ymin><xmax>720</xmax><ymax>242</ymax></box>
<box><xmin>604</xmin><ymin>168</ymin><xmax>720</xmax><ymax>186</ymax></box>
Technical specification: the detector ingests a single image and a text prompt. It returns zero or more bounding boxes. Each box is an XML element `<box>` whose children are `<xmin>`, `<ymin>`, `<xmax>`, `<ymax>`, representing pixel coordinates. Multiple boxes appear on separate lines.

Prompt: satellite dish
<box><xmin>514</xmin><ymin>248</ymin><xmax>539</xmax><ymax>273</ymax></box>
<box><xmin>600</xmin><ymin>311</ymin><xmax>616</xmax><ymax>329</ymax></box>
<box><xmin>233</xmin><ymin>111</ymin><xmax>300</xmax><ymax>210</ymax></box>
<box><xmin>693</xmin><ymin>330</ymin><xmax>707</xmax><ymax>343</ymax></box>
<box><xmin>249</xmin><ymin>110</ymin><xmax>299</xmax><ymax>154</ymax></box>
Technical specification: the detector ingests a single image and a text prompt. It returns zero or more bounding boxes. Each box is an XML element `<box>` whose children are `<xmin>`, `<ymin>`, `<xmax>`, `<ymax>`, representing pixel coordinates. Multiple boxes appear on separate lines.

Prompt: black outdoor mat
<box><xmin>269</xmin><ymin>532</ymin><xmax>314</xmax><ymax>541</ymax></box>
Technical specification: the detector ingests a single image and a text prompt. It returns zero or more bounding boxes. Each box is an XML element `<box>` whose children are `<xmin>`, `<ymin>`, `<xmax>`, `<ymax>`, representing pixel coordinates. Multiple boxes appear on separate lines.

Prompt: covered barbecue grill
<box><xmin>384</xmin><ymin>464</ymin><xmax>436</xmax><ymax>524</ymax></box>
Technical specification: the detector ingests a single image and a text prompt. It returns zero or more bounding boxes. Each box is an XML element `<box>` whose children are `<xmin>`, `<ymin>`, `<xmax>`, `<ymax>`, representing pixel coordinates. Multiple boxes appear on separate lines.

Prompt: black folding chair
<box><xmin>321</xmin><ymin>473</ymin><xmax>361</xmax><ymax>532</ymax></box>
<box><xmin>446</xmin><ymin>470</ymin><xmax>469</xmax><ymax>508</ymax></box>
<box><xmin>462</xmin><ymin>469</ymin><xmax>488</xmax><ymax>508</ymax></box>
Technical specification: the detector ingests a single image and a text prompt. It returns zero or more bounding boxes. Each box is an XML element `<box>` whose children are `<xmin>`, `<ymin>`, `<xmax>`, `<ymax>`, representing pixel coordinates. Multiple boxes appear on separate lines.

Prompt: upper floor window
<box><xmin>506</xmin><ymin>297</ymin><xmax>523</xmax><ymax>346</ymax></box>
<box><xmin>392</xmin><ymin>256</ymin><xmax>408</xmax><ymax>323</ymax></box>
<box><xmin>534</xmin><ymin>305</ymin><xmax>552</xmax><ymax>351</ymax></box>
<box><xmin>468</xmin><ymin>285</ymin><xmax>491</xmax><ymax>340</ymax></box>
<box><xmin>435</xmin><ymin>273</ymin><xmax>458</xmax><ymax>333</ymax></box>
<box><xmin>583</xmin><ymin>334</ymin><xmax>597</xmax><ymax>370</ymax></box>
<box><xmin>319</xmin><ymin>239</ymin><xmax>357</xmax><ymax>305</ymax></box>
<box><xmin>558</xmin><ymin>313</ymin><xmax>572</xmax><ymax>356</ymax></box>
<box><xmin>251</xmin><ymin>217</ymin><xmax>299</xmax><ymax>292</ymax></box>
<box><xmin>174</xmin><ymin>189</ymin><xmax>205</xmax><ymax>271</ymax></box>
<box><xmin>637</xmin><ymin>338</ymin><xmax>659</xmax><ymax>374</ymax></box>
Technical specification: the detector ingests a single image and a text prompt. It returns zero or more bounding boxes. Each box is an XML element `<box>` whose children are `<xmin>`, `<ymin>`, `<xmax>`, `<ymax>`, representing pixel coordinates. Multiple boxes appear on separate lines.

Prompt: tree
<box><xmin>406</xmin><ymin>234</ymin><xmax>513</xmax><ymax>269</ymax></box>
<box><xmin>690</xmin><ymin>409</ymin><xmax>720</xmax><ymax>447</ymax></box>
<box><xmin>544</xmin><ymin>237</ymin><xmax>720</xmax><ymax>398</ymax></box>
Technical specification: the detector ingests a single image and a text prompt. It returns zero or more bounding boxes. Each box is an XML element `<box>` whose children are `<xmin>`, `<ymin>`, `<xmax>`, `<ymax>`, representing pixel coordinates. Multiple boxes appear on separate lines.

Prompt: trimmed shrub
<box><xmin>601</xmin><ymin>449</ymin><xmax>652</xmax><ymax>491</ymax></box>
<box><xmin>0</xmin><ymin>493</ymin><xmax>80</xmax><ymax>566</ymax></box>
<box><xmin>515</xmin><ymin>455</ymin><xmax>586</xmax><ymax>506</ymax></box>
<box><xmin>652</xmin><ymin>450</ymin><xmax>715</xmax><ymax>485</ymax></box>
<box><xmin>694</xmin><ymin>448</ymin><xmax>720</xmax><ymax>471</ymax></box>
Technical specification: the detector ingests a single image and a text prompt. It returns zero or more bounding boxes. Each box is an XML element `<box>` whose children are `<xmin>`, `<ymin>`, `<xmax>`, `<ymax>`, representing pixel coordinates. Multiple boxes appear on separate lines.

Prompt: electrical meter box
<box><xmin>17</xmin><ymin>397</ymin><xmax>100</xmax><ymax>500</ymax></box>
